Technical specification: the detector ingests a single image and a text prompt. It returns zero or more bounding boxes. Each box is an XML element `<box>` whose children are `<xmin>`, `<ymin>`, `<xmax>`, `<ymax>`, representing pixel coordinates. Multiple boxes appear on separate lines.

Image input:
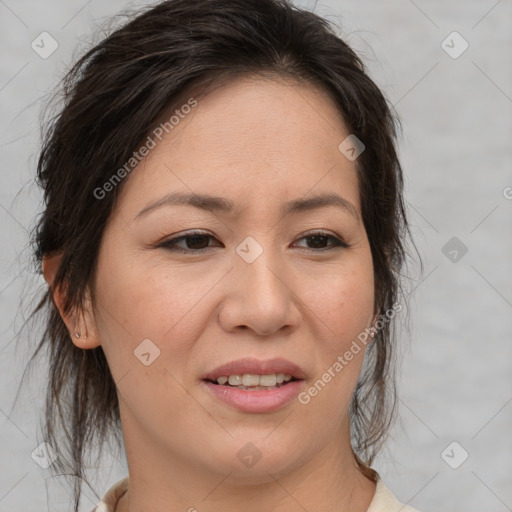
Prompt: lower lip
<box><xmin>202</xmin><ymin>380</ymin><xmax>304</xmax><ymax>413</ymax></box>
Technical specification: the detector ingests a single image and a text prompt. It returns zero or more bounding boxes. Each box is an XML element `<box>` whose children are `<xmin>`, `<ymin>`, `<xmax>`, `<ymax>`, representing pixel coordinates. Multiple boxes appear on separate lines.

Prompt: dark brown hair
<box><xmin>21</xmin><ymin>0</ymin><xmax>418</xmax><ymax>509</ymax></box>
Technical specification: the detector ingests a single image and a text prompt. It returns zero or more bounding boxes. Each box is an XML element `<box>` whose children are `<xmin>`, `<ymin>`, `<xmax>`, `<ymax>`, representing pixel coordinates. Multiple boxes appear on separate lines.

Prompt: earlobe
<box><xmin>73</xmin><ymin>292</ymin><xmax>102</xmax><ymax>349</ymax></box>
<box><xmin>367</xmin><ymin>310</ymin><xmax>379</xmax><ymax>331</ymax></box>
<box><xmin>365</xmin><ymin>311</ymin><xmax>379</xmax><ymax>342</ymax></box>
<box><xmin>42</xmin><ymin>253</ymin><xmax>101</xmax><ymax>349</ymax></box>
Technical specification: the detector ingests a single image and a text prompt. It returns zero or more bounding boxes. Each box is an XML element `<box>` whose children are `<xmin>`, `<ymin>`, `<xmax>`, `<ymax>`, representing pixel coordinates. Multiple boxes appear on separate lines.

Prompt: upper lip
<box><xmin>202</xmin><ymin>357</ymin><xmax>307</xmax><ymax>381</ymax></box>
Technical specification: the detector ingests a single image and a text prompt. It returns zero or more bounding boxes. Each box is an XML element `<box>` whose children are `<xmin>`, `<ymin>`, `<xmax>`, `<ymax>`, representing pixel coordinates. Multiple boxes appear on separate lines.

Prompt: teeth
<box><xmin>215</xmin><ymin>373</ymin><xmax>294</xmax><ymax>386</ymax></box>
<box><xmin>259</xmin><ymin>374</ymin><xmax>276</xmax><ymax>386</ymax></box>
<box><xmin>242</xmin><ymin>374</ymin><xmax>260</xmax><ymax>386</ymax></box>
<box><xmin>228</xmin><ymin>375</ymin><xmax>242</xmax><ymax>386</ymax></box>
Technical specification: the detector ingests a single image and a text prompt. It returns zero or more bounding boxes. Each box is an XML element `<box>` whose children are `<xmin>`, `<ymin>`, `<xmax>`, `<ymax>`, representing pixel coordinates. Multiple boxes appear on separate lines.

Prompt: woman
<box><xmin>29</xmin><ymin>0</ymin><xmax>421</xmax><ymax>510</ymax></box>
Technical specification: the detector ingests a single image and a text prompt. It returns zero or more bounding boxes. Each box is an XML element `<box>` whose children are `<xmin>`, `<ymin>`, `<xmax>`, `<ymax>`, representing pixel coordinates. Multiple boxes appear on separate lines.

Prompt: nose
<box><xmin>218</xmin><ymin>243</ymin><xmax>302</xmax><ymax>336</ymax></box>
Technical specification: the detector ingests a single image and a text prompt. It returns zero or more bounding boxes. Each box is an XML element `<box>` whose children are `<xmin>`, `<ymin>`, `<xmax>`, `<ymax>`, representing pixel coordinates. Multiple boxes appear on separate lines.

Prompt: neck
<box><xmin>117</xmin><ymin>407</ymin><xmax>376</xmax><ymax>512</ymax></box>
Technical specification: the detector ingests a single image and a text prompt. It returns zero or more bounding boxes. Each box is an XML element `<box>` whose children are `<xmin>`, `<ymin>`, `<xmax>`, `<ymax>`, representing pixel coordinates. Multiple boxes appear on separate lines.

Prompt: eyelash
<box><xmin>158</xmin><ymin>230</ymin><xmax>350</xmax><ymax>254</ymax></box>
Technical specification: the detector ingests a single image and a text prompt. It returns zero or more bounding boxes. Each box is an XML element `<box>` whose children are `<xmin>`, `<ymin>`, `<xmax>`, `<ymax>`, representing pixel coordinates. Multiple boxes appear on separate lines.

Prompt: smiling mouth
<box><xmin>204</xmin><ymin>373</ymin><xmax>301</xmax><ymax>390</ymax></box>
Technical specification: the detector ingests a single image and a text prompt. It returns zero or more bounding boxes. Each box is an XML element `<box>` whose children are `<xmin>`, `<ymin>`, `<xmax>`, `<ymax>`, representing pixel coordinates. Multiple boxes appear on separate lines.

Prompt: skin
<box><xmin>44</xmin><ymin>75</ymin><xmax>379</xmax><ymax>512</ymax></box>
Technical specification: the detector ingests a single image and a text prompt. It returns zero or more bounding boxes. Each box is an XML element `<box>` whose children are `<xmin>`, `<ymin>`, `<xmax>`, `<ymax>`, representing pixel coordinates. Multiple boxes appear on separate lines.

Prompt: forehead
<box><xmin>116</xmin><ymin>75</ymin><xmax>361</xmax><ymax>217</ymax></box>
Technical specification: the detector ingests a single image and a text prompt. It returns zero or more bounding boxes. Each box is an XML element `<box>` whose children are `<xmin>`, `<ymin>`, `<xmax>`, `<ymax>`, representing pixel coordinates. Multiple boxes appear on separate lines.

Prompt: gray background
<box><xmin>1</xmin><ymin>0</ymin><xmax>511</xmax><ymax>511</ymax></box>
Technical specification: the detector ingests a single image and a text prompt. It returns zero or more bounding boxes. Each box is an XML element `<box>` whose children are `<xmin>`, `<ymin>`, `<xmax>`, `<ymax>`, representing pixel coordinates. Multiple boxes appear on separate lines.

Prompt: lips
<box><xmin>202</xmin><ymin>357</ymin><xmax>307</xmax><ymax>382</ymax></box>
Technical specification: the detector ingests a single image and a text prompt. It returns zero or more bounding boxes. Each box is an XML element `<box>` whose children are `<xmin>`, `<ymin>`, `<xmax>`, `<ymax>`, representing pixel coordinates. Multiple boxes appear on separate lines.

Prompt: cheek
<box><xmin>294</xmin><ymin>252</ymin><xmax>374</xmax><ymax>407</ymax></box>
<box><xmin>93</xmin><ymin>246</ymin><xmax>223</xmax><ymax>372</ymax></box>
<box><xmin>300</xmin><ymin>257</ymin><xmax>374</xmax><ymax>343</ymax></box>
<box><xmin>295</xmin><ymin>268</ymin><xmax>373</xmax><ymax>417</ymax></box>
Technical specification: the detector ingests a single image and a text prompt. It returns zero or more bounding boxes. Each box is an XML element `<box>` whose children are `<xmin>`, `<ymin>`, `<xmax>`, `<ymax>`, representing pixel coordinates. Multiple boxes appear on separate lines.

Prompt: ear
<box><xmin>42</xmin><ymin>253</ymin><xmax>101</xmax><ymax>349</ymax></box>
<box><xmin>366</xmin><ymin>307</ymin><xmax>379</xmax><ymax>330</ymax></box>
<box><xmin>363</xmin><ymin>309</ymin><xmax>379</xmax><ymax>342</ymax></box>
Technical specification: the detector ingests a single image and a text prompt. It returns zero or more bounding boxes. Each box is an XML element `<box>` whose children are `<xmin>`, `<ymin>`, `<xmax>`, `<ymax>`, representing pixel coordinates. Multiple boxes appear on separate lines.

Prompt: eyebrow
<box><xmin>134</xmin><ymin>191</ymin><xmax>360</xmax><ymax>222</ymax></box>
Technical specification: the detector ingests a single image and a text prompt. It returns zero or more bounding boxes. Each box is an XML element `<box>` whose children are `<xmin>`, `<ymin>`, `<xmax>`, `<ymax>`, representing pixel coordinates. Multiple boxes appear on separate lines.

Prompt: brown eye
<box><xmin>159</xmin><ymin>232</ymin><xmax>222</xmax><ymax>253</ymax></box>
<box><xmin>293</xmin><ymin>231</ymin><xmax>349</xmax><ymax>251</ymax></box>
<box><xmin>305</xmin><ymin>234</ymin><xmax>330</xmax><ymax>249</ymax></box>
<box><xmin>182</xmin><ymin>234</ymin><xmax>211</xmax><ymax>250</ymax></box>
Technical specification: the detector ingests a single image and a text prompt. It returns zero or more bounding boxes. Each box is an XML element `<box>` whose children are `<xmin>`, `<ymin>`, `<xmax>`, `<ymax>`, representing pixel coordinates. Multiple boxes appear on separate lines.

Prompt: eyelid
<box><xmin>157</xmin><ymin>230</ymin><xmax>221</xmax><ymax>252</ymax></box>
<box><xmin>158</xmin><ymin>229</ymin><xmax>350</xmax><ymax>253</ymax></box>
<box><xmin>292</xmin><ymin>229</ymin><xmax>350</xmax><ymax>249</ymax></box>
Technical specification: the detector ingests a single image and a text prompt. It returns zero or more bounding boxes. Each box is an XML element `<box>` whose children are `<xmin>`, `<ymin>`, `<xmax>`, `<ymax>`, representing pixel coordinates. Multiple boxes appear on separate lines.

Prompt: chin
<box><xmin>209</xmin><ymin>437</ymin><xmax>306</xmax><ymax>483</ymax></box>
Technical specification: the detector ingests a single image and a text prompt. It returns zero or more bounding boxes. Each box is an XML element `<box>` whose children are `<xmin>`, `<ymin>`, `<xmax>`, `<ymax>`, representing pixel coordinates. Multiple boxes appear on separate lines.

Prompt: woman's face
<box><xmin>89</xmin><ymin>75</ymin><xmax>375</xmax><ymax>481</ymax></box>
